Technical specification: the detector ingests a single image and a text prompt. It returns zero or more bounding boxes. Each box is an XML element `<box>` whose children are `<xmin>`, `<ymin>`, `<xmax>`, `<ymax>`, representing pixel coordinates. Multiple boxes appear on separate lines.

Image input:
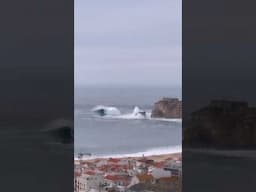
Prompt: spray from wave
<box><xmin>91</xmin><ymin>105</ymin><xmax>182</xmax><ymax>122</ymax></box>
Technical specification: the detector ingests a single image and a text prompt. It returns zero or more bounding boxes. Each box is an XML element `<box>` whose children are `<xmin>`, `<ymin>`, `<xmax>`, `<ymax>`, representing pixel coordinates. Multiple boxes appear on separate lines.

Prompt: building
<box><xmin>74</xmin><ymin>172</ymin><xmax>104</xmax><ymax>192</ymax></box>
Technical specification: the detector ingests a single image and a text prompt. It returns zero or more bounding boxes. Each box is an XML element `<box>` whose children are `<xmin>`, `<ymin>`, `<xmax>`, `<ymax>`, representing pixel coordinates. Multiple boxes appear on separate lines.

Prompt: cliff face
<box><xmin>151</xmin><ymin>98</ymin><xmax>182</xmax><ymax>119</ymax></box>
<box><xmin>184</xmin><ymin>100</ymin><xmax>256</xmax><ymax>148</ymax></box>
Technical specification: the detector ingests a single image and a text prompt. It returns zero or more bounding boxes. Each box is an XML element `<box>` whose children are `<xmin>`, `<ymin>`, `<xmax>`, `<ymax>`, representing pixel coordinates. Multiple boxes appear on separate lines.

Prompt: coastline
<box><xmin>75</xmin><ymin>152</ymin><xmax>182</xmax><ymax>163</ymax></box>
<box><xmin>75</xmin><ymin>145</ymin><xmax>182</xmax><ymax>161</ymax></box>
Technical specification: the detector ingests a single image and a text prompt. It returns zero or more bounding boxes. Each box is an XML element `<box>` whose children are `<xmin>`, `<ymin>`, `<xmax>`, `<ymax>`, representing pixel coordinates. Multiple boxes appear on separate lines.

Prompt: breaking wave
<box><xmin>92</xmin><ymin>105</ymin><xmax>121</xmax><ymax>116</ymax></box>
<box><xmin>91</xmin><ymin>105</ymin><xmax>182</xmax><ymax>122</ymax></box>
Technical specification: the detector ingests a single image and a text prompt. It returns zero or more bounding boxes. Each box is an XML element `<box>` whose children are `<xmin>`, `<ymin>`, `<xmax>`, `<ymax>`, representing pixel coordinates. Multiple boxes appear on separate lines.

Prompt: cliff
<box><xmin>151</xmin><ymin>98</ymin><xmax>182</xmax><ymax>119</ymax></box>
<box><xmin>184</xmin><ymin>100</ymin><xmax>256</xmax><ymax>148</ymax></box>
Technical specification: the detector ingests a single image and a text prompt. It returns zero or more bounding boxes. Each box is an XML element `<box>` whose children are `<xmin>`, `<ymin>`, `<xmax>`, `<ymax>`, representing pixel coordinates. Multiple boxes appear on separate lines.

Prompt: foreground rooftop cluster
<box><xmin>74</xmin><ymin>155</ymin><xmax>182</xmax><ymax>192</ymax></box>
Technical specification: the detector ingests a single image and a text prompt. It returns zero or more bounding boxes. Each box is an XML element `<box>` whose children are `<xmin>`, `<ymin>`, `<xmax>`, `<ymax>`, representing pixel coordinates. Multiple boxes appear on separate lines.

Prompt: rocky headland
<box><xmin>151</xmin><ymin>98</ymin><xmax>182</xmax><ymax>119</ymax></box>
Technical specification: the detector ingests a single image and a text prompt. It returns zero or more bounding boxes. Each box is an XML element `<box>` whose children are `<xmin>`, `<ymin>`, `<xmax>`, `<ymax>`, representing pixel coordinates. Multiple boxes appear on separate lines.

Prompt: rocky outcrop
<box><xmin>184</xmin><ymin>100</ymin><xmax>256</xmax><ymax>148</ymax></box>
<box><xmin>151</xmin><ymin>98</ymin><xmax>182</xmax><ymax>119</ymax></box>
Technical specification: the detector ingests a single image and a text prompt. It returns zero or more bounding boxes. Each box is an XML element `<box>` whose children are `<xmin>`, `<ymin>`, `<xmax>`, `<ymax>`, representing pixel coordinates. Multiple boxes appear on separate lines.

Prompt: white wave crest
<box><xmin>92</xmin><ymin>105</ymin><xmax>121</xmax><ymax>116</ymax></box>
<box><xmin>91</xmin><ymin>105</ymin><xmax>182</xmax><ymax>122</ymax></box>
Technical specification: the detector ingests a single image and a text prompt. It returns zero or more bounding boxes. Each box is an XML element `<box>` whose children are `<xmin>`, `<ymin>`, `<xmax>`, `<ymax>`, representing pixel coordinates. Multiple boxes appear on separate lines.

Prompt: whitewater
<box><xmin>91</xmin><ymin>105</ymin><xmax>182</xmax><ymax>122</ymax></box>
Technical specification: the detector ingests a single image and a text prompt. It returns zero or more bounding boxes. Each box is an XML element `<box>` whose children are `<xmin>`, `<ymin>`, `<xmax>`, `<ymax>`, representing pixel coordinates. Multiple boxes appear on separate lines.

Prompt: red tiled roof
<box><xmin>105</xmin><ymin>175</ymin><xmax>123</xmax><ymax>181</ymax></box>
<box><xmin>104</xmin><ymin>175</ymin><xmax>131</xmax><ymax>186</ymax></box>
<box><xmin>74</xmin><ymin>172</ymin><xmax>81</xmax><ymax>177</ymax></box>
<box><xmin>108</xmin><ymin>158</ymin><xmax>121</xmax><ymax>163</ymax></box>
<box><xmin>85</xmin><ymin>171</ymin><xmax>96</xmax><ymax>175</ymax></box>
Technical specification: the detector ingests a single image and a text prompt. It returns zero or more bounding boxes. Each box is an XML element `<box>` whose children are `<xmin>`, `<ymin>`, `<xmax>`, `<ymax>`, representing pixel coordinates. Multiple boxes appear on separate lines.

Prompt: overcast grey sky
<box><xmin>75</xmin><ymin>0</ymin><xmax>181</xmax><ymax>87</ymax></box>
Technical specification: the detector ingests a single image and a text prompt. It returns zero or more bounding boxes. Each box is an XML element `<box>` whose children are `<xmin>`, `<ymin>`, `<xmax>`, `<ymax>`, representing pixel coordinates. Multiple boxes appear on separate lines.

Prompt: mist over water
<box><xmin>75</xmin><ymin>86</ymin><xmax>182</xmax><ymax>157</ymax></box>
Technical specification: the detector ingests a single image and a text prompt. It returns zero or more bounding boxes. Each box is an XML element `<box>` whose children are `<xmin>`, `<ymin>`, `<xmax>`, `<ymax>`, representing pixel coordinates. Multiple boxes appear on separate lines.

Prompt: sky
<box><xmin>75</xmin><ymin>0</ymin><xmax>181</xmax><ymax>87</ymax></box>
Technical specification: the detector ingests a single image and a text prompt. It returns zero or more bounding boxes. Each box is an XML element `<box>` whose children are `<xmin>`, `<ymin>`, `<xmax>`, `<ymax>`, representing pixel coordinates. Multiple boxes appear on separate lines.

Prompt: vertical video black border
<box><xmin>183</xmin><ymin>0</ymin><xmax>256</xmax><ymax>191</ymax></box>
<box><xmin>0</xmin><ymin>0</ymin><xmax>74</xmax><ymax>192</ymax></box>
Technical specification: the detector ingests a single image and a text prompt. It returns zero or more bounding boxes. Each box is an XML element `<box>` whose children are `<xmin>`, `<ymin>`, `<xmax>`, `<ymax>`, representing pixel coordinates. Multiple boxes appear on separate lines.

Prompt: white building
<box><xmin>151</xmin><ymin>168</ymin><xmax>172</xmax><ymax>179</ymax></box>
<box><xmin>75</xmin><ymin>173</ymin><xmax>104</xmax><ymax>192</ymax></box>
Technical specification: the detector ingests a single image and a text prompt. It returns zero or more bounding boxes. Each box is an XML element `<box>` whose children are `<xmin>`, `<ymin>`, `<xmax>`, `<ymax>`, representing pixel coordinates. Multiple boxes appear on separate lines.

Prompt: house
<box><xmin>163</xmin><ymin>160</ymin><xmax>182</xmax><ymax>177</ymax></box>
<box><xmin>127</xmin><ymin>173</ymin><xmax>155</xmax><ymax>188</ymax></box>
<box><xmin>104</xmin><ymin>175</ymin><xmax>130</xmax><ymax>186</ymax></box>
<box><xmin>151</xmin><ymin>167</ymin><xmax>172</xmax><ymax>179</ymax></box>
<box><xmin>74</xmin><ymin>172</ymin><xmax>104</xmax><ymax>192</ymax></box>
<box><xmin>74</xmin><ymin>175</ymin><xmax>87</xmax><ymax>192</ymax></box>
<box><xmin>74</xmin><ymin>173</ymin><xmax>82</xmax><ymax>192</ymax></box>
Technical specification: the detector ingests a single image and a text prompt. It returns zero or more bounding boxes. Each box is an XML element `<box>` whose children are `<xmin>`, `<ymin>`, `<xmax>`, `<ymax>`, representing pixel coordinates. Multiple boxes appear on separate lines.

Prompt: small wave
<box><xmin>150</xmin><ymin>117</ymin><xmax>182</xmax><ymax>123</ymax></box>
<box><xmin>75</xmin><ymin>145</ymin><xmax>182</xmax><ymax>160</ymax></box>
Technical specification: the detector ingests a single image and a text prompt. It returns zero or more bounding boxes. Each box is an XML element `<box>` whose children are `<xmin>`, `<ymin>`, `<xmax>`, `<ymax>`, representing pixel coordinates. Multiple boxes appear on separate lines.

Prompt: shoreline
<box><xmin>75</xmin><ymin>145</ymin><xmax>182</xmax><ymax>161</ymax></box>
<box><xmin>75</xmin><ymin>152</ymin><xmax>182</xmax><ymax>162</ymax></box>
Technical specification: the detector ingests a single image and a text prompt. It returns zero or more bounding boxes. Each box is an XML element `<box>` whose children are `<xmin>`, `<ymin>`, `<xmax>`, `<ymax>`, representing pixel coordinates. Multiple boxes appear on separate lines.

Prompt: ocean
<box><xmin>75</xmin><ymin>86</ymin><xmax>182</xmax><ymax>158</ymax></box>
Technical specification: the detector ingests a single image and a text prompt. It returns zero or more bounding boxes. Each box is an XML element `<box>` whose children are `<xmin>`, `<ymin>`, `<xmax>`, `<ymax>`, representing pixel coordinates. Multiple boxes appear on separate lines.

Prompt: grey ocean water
<box><xmin>75</xmin><ymin>86</ymin><xmax>182</xmax><ymax>157</ymax></box>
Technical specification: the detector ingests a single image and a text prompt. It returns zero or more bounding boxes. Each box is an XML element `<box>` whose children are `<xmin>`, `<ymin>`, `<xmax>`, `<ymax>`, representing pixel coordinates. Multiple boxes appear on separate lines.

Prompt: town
<box><xmin>74</xmin><ymin>154</ymin><xmax>182</xmax><ymax>192</ymax></box>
